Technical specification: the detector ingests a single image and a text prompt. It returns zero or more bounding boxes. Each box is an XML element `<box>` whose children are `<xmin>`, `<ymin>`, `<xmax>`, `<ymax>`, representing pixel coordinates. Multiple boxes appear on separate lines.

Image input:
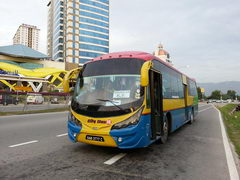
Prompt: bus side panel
<box><xmin>168</xmin><ymin>108</ymin><xmax>186</xmax><ymax>132</ymax></box>
<box><xmin>187</xmin><ymin>95</ymin><xmax>199</xmax><ymax>118</ymax></box>
<box><xmin>163</xmin><ymin>99</ymin><xmax>186</xmax><ymax>132</ymax></box>
<box><xmin>110</xmin><ymin>114</ymin><xmax>151</xmax><ymax>149</ymax></box>
<box><xmin>193</xmin><ymin>95</ymin><xmax>199</xmax><ymax>116</ymax></box>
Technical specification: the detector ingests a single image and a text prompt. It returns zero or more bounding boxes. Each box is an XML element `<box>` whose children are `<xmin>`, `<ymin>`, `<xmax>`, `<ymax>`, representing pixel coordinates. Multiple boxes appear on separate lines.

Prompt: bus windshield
<box><xmin>71</xmin><ymin>58</ymin><xmax>144</xmax><ymax>117</ymax></box>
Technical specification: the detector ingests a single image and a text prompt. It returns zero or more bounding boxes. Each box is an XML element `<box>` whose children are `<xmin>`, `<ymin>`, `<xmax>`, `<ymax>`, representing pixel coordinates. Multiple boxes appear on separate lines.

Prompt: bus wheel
<box><xmin>160</xmin><ymin>117</ymin><xmax>169</xmax><ymax>144</ymax></box>
<box><xmin>188</xmin><ymin>110</ymin><xmax>194</xmax><ymax>124</ymax></box>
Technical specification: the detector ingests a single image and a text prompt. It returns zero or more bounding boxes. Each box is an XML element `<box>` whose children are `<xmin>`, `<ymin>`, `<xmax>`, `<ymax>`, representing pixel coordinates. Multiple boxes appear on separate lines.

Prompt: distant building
<box><xmin>13</xmin><ymin>24</ymin><xmax>40</xmax><ymax>51</ymax></box>
<box><xmin>47</xmin><ymin>0</ymin><xmax>109</xmax><ymax>65</ymax></box>
<box><xmin>154</xmin><ymin>44</ymin><xmax>173</xmax><ymax>66</ymax></box>
<box><xmin>0</xmin><ymin>44</ymin><xmax>66</xmax><ymax>69</ymax></box>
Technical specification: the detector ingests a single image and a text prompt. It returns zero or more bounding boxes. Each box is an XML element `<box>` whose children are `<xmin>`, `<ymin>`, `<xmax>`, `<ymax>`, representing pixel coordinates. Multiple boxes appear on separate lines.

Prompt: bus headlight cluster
<box><xmin>112</xmin><ymin>106</ymin><xmax>144</xmax><ymax>130</ymax></box>
<box><xmin>68</xmin><ymin>112</ymin><xmax>82</xmax><ymax>127</ymax></box>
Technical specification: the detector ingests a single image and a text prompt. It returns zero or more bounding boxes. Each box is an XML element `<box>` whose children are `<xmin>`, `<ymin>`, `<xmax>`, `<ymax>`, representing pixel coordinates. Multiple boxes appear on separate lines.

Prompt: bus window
<box><xmin>189</xmin><ymin>79</ymin><xmax>197</xmax><ymax>96</ymax></box>
<box><xmin>171</xmin><ymin>76</ymin><xmax>179</xmax><ymax>98</ymax></box>
<box><xmin>178</xmin><ymin>77</ymin><xmax>184</xmax><ymax>98</ymax></box>
<box><xmin>162</xmin><ymin>72</ymin><xmax>172</xmax><ymax>99</ymax></box>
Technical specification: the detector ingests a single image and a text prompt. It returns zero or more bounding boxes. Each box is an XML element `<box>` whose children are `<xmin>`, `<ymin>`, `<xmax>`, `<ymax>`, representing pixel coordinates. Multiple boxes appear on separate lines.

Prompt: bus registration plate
<box><xmin>86</xmin><ymin>135</ymin><xmax>104</xmax><ymax>142</ymax></box>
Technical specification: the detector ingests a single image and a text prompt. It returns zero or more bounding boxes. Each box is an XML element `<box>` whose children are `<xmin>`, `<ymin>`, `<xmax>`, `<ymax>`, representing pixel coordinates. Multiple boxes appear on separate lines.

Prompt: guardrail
<box><xmin>0</xmin><ymin>90</ymin><xmax>71</xmax><ymax>112</ymax></box>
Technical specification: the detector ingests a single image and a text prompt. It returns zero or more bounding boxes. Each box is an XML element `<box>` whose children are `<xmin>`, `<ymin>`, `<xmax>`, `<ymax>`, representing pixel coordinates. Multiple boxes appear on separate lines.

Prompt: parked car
<box><xmin>50</xmin><ymin>97</ymin><xmax>59</xmax><ymax>104</ymax></box>
<box><xmin>207</xmin><ymin>99</ymin><xmax>213</xmax><ymax>103</ymax></box>
<box><xmin>0</xmin><ymin>94</ymin><xmax>18</xmax><ymax>106</ymax></box>
<box><xmin>226</xmin><ymin>99</ymin><xmax>232</xmax><ymax>103</ymax></box>
<box><xmin>216</xmin><ymin>100</ymin><xmax>222</xmax><ymax>103</ymax></box>
<box><xmin>26</xmin><ymin>94</ymin><xmax>44</xmax><ymax>104</ymax></box>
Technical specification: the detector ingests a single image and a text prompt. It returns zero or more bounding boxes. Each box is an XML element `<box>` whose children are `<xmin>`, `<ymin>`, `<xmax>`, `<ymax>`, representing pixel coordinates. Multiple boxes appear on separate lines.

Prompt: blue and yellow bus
<box><xmin>64</xmin><ymin>51</ymin><xmax>198</xmax><ymax>149</ymax></box>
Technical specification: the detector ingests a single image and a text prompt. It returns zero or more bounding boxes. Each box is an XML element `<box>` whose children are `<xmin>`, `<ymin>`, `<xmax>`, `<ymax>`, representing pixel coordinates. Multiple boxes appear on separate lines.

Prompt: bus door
<box><xmin>149</xmin><ymin>70</ymin><xmax>164</xmax><ymax>139</ymax></box>
<box><xmin>182</xmin><ymin>75</ymin><xmax>188</xmax><ymax>121</ymax></box>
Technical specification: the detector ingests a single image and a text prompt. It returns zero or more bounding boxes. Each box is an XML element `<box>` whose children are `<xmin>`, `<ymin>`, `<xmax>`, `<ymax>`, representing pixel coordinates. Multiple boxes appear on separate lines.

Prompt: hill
<box><xmin>198</xmin><ymin>81</ymin><xmax>240</xmax><ymax>96</ymax></box>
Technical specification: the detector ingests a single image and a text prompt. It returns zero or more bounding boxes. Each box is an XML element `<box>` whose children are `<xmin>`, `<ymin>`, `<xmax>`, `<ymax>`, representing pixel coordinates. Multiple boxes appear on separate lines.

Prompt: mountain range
<box><xmin>198</xmin><ymin>81</ymin><xmax>240</xmax><ymax>96</ymax></box>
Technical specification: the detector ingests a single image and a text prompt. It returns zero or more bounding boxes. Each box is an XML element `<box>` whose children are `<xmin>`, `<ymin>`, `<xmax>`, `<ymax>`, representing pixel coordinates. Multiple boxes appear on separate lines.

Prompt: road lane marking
<box><xmin>104</xmin><ymin>153</ymin><xmax>127</xmax><ymax>165</ymax></box>
<box><xmin>56</xmin><ymin>133</ymin><xmax>68</xmax><ymax>137</ymax></box>
<box><xmin>9</xmin><ymin>140</ymin><xmax>38</xmax><ymax>148</ymax></box>
<box><xmin>213</xmin><ymin>105</ymin><xmax>239</xmax><ymax>180</ymax></box>
<box><xmin>198</xmin><ymin>106</ymin><xmax>213</xmax><ymax>113</ymax></box>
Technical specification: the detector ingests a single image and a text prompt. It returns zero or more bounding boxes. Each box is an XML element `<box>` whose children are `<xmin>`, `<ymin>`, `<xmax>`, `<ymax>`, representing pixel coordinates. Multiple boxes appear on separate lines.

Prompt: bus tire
<box><xmin>160</xmin><ymin>117</ymin><xmax>169</xmax><ymax>144</ymax></box>
<box><xmin>188</xmin><ymin>110</ymin><xmax>194</xmax><ymax>124</ymax></box>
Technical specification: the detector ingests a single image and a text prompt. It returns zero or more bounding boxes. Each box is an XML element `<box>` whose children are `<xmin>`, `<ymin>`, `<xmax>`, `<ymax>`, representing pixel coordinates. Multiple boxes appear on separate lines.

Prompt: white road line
<box><xmin>213</xmin><ymin>105</ymin><xmax>239</xmax><ymax>180</ymax></box>
<box><xmin>56</xmin><ymin>133</ymin><xmax>68</xmax><ymax>137</ymax></box>
<box><xmin>9</xmin><ymin>140</ymin><xmax>38</xmax><ymax>148</ymax></box>
<box><xmin>104</xmin><ymin>153</ymin><xmax>127</xmax><ymax>165</ymax></box>
<box><xmin>198</xmin><ymin>106</ymin><xmax>213</xmax><ymax>113</ymax></box>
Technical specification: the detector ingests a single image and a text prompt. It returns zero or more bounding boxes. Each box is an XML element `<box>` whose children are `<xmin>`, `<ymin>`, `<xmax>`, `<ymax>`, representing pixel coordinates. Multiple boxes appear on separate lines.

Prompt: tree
<box><xmin>197</xmin><ymin>87</ymin><xmax>203</xmax><ymax>100</ymax></box>
<box><xmin>226</xmin><ymin>90</ymin><xmax>236</xmax><ymax>100</ymax></box>
<box><xmin>222</xmin><ymin>94</ymin><xmax>229</xmax><ymax>100</ymax></box>
<box><xmin>210</xmin><ymin>90</ymin><xmax>221</xmax><ymax>100</ymax></box>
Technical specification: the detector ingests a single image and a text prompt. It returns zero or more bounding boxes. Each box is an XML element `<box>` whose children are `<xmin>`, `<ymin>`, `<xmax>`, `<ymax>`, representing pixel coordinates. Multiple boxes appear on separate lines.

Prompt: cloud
<box><xmin>0</xmin><ymin>0</ymin><xmax>239</xmax><ymax>82</ymax></box>
<box><xmin>0</xmin><ymin>0</ymin><xmax>48</xmax><ymax>53</ymax></box>
<box><xmin>110</xmin><ymin>0</ymin><xmax>240</xmax><ymax>82</ymax></box>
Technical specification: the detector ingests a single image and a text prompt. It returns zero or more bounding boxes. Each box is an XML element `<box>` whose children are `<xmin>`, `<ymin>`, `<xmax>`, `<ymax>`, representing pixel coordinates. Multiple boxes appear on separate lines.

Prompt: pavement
<box><xmin>0</xmin><ymin>104</ymin><xmax>239</xmax><ymax>179</ymax></box>
<box><xmin>0</xmin><ymin>103</ymin><xmax>68</xmax><ymax>112</ymax></box>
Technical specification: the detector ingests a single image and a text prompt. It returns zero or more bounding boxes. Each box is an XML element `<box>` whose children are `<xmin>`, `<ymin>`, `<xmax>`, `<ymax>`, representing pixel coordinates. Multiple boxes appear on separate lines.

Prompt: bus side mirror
<box><xmin>140</xmin><ymin>61</ymin><xmax>152</xmax><ymax>87</ymax></box>
<box><xmin>63</xmin><ymin>67</ymin><xmax>82</xmax><ymax>93</ymax></box>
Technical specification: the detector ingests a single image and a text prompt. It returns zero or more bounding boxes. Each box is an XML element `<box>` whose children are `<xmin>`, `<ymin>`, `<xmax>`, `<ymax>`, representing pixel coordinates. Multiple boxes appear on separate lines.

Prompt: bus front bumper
<box><xmin>67</xmin><ymin>115</ymin><xmax>151</xmax><ymax>149</ymax></box>
<box><xmin>68</xmin><ymin>121</ymin><xmax>81</xmax><ymax>142</ymax></box>
<box><xmin>110</xmin><ymin>116</ymin><xmax>151</xmax><ymax>149</ymax></box>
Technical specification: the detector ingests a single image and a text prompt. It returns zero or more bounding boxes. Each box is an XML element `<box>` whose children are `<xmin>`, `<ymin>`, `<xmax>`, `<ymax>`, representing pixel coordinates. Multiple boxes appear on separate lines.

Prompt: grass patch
<box><xmin>0</xmin><ymin>107</ymin><xmax>69</xmax><ymax>116</ymax></box>
<box><xmin>219</xmin><ymin>104</ymin><xmax>240</xmax><ymax>157</ymax></box>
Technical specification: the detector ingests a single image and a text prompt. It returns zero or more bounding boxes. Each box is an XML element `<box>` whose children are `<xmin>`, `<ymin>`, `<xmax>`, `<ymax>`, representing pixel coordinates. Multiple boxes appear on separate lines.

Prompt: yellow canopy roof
<box><xmin>0</xmin><ymin>62</ymin><xmax>66</xmax><ymax>78</ymax></box>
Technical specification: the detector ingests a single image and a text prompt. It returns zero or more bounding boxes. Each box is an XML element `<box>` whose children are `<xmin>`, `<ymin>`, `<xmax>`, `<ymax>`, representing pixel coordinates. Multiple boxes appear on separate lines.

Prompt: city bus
<box><xmin>63</xmin><ymin>51</ymin><xmax>198</xmax><ymax>149</ymax></box>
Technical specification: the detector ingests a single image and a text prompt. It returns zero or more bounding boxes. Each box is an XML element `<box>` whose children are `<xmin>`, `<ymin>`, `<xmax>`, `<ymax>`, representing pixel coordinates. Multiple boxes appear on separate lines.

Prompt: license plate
<box><xmin>86</xmin><ymin>135</ymin><xmax>104</xmax><ymax>142</ymax></box>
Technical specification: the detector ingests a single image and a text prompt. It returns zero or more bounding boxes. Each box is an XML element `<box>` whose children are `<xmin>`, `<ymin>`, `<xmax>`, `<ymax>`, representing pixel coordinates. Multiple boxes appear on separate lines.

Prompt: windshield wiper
<box><xmin>96</xmin><ymin>99</ymin><xmax>125</xmax><ymax>111</ymax></box>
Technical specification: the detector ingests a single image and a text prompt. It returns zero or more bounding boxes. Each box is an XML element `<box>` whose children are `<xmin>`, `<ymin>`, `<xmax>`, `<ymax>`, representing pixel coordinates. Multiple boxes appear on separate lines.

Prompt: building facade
<box><xmin>13</xmin><ymin>24</ymin><xmax>40</xmax><ymax>51</ymax></box>
<box><xmin>47</xmin><ymin>0</ymin><xmax>109</xmax><ymax>64</ymax></box>
<box><xmin>154</xmin><ymin>44</ymin><xmax>173</xmax><ymax>66</ymax></box>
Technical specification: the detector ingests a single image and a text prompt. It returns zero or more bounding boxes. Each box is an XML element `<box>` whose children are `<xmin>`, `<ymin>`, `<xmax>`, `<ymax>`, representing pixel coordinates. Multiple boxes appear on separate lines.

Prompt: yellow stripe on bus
<box><xmin>142</xmin><ymin>97</ymin><xmax>195</xmax><ymax>114</ymax></box>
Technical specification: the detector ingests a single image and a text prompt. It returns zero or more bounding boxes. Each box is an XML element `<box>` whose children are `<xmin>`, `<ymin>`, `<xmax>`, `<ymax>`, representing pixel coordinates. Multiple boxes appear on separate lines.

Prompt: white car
<box><xmin>27</xmin><ymin>94</ymin><xmax>44</xmax><ymax>104</ymax></box>
<box><xmin>216</xmin><ymin>100</ymin><xmax>222</xmax><ymax>103</ymax></box>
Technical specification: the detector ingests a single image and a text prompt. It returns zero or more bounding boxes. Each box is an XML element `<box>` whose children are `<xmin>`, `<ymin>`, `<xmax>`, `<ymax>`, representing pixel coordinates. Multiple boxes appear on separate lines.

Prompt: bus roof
<box><xmin>90</xmin><ymin>51</ymin><xmax>196</xmax><ymax>82</ymax></box>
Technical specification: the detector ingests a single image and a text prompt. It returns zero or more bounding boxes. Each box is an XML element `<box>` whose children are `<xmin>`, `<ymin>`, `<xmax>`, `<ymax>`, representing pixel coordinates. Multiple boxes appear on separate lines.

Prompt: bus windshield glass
<box><xmin>71</xmin><ymin>58</ymin><xmax>144</xmax><ymax>117</ymax></box>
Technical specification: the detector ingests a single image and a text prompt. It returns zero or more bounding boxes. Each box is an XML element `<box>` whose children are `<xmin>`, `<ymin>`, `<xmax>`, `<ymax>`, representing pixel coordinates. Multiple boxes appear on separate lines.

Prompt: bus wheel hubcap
<box><xmin>163</xmin><ymin>121</ymin><xmax>168</xmax><ymax>134</ymax></box>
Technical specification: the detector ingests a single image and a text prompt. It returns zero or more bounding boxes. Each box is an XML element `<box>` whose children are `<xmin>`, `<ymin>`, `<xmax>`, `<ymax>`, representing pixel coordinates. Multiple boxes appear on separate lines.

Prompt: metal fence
<box><xmin>0</xmin><ymin>91</ymin><xmax>71</xmax><ymax>112</ymax></box>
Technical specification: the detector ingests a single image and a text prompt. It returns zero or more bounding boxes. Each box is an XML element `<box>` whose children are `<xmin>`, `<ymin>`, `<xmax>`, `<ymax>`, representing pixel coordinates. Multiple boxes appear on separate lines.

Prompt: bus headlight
<box><xmin>112</xmin><ymin>106</ymin><xmax>144</xmax><ymax>130</ymax></box>
<box><xmin>68</xmin><ymin>112</ymin><xmax>82</xmax><ymax>127</ymax></box>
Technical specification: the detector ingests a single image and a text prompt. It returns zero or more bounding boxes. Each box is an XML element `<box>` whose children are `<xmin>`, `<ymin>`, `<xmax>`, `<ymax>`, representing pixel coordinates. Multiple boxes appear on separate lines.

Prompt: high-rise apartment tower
<box><xmin>47</xmin><ymin>0</ymin><xmax>109</xmax><ymax>64</ymax></box>
<box><xmin>13</xmin><ymin>24</ymin><xmax>40</xmax><ymax>51</ymax></box>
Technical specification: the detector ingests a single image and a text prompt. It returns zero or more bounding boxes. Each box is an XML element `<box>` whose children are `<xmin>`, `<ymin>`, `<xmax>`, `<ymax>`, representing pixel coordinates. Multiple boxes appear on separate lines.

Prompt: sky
<box><xmin>0</xmin><ymin>0</ymin><xmax>240</xmax><ymax>83</ymax></box>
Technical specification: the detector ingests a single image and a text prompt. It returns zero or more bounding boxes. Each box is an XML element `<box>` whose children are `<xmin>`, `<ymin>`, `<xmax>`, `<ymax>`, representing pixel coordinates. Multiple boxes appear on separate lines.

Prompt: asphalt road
<box><xmin>0</xmin><ymin>104</ymin><xmax>239</xmax><ymax>179</ymax></box>
<box><xmin>0</xmin><ymin>103</ymin><xmax>68</xmax><ymax>112</ymax></box>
